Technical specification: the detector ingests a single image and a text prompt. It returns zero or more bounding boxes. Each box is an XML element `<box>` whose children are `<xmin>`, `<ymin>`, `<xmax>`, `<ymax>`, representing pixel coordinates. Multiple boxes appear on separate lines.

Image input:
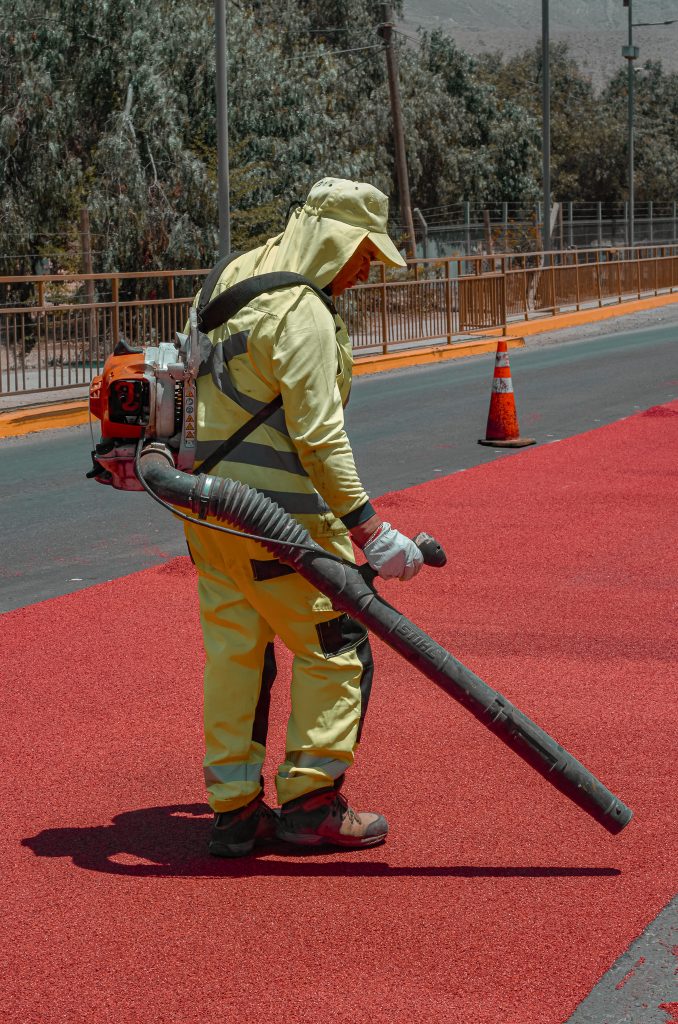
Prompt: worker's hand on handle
<box><xmin>356</xmin><ymin>520</ymin><xmax>424</xmax><ymax>581</ymax></box>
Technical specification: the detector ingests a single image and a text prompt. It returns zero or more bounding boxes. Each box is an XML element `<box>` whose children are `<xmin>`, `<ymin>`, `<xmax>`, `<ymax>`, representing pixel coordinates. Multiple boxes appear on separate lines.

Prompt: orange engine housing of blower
<box><xmin>88</xmin><ymin>334</ymin><xmax>196</xmax><ymax>490</ymax></box>
<box><xmin>89</xmin><ymin>342</ymin><xmax>150</xmax><ymax>440</ymax></box>
<box><xmin>88</xmin><ymin>340</ymin><xmax>153</xmax><ymax>490</ymax></box>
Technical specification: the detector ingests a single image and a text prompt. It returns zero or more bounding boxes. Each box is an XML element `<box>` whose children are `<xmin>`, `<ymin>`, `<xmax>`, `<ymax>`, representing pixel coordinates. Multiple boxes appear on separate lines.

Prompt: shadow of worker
<box><xmin>22</xmin><ymin>803</ymin><xmax>624</xmax><ymax>880</ymax></box>
<box><xmin>21</xmin><ymin>803</ymin><xmax>226</xmax><ymax>878</ymax></box>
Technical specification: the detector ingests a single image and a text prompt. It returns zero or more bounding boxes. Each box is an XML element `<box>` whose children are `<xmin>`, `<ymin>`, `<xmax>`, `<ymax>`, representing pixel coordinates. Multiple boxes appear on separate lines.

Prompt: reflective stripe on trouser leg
<box><xmin>276</xmin><ymin>628</ymin><xmax>374</xmax><ymax>806</ymax></box>
<box><xmin>197</xmin><ymin>568</ymin><xmax>276</xmax><ymax>814</ymax></box>
<box><xmin>188</xmin><ymin>523</ymin><xmax>373</xmax><ymax>807</ymax></box>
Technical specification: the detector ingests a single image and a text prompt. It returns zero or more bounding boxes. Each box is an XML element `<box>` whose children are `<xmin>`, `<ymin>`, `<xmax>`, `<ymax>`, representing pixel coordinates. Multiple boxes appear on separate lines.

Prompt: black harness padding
<box><xmin>197</xmin><ymin>251</ymin><xmax>242</xmax><ymax>314</ymax></box>
<box><xmin>197</xmin><ymin>394</ymin><xmax>285</xmax><ymax>476</ymax></box>
<box><xmin>197</xmin><ymin>271</ymin><xmax>336</xmax><ymax>333</ymax></box>
<box><xmin>193</xmin><ymin>255</ymin><xmax>337</xmax><ymax>476</ymax></box>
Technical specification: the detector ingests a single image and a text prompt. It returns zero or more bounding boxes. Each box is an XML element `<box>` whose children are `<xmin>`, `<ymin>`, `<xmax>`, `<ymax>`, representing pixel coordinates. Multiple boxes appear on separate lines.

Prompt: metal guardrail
<box><xmin>0</xmin><ymin>270</ymin><xmax>205</xmax><ymax>397</ymax></box>
<box><xmin>2</xmin><ymin>245</ymin><xmax>677</xmax><ymax>397</ymax></box>
<box><xmin>501</xmin><ymin>245</ymin><xmax>678</xmax><ymax>320</ymax></box>
<box><xmin>334</xmin><ymin>261</ymin><xmax>457</xmax><ymax>353</ymax></box>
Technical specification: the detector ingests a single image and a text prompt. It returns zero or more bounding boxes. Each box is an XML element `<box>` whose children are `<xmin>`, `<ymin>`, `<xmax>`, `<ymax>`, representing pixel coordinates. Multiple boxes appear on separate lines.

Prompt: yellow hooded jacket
<box><xmin>188</xmin><ymin>180</ymin><xmax>404</xmax><ymax>552</ymax></box>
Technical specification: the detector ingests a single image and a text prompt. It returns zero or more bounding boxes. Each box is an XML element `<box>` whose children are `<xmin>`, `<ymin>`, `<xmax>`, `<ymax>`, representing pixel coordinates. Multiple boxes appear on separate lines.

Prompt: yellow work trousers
<box><xmin>185</xmin><ymin>525</ymin><xmax>374</xmax><ymax>812</ymax></box>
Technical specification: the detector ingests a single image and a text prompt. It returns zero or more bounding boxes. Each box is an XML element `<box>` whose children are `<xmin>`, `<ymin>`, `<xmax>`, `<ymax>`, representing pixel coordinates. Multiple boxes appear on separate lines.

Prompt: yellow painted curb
<box><xmin>353</xmin><ymin>337</ymin><xmax>524</xmax><ymax>376</ymax></box>
<box><xmin>0</xmin><ymin>339</ymin><xmax>525</xmax><ymax>438</ymax></box>
<box><xmin>503</xmin><ymin>290</ymin><xmax>678</xmax><ymax>337</ymax></box>
<box><xmin>0</xmin><ymin>401</ymin><xmax>89</xmax><ymax>438</ymax></box>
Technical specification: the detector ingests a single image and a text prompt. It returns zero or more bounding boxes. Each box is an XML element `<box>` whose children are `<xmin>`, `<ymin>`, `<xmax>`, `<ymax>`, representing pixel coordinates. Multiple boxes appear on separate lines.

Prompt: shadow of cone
<box><xmin>478</xmin><ymin>340</ymin><xmax>536</xmax><ymax>448</ymax></box>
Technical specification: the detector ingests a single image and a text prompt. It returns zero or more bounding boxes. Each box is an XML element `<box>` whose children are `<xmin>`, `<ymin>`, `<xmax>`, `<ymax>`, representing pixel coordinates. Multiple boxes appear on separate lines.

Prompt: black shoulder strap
<box><xmin>197</xmin><ymin>271</ymin><xmax>336</xmax><ymax>333</ymax></box>
<box><xmin>197</xmin><ymin>393</ymin><xmax>283</xmax><ymax>476</ymax></box>
<box><xmin>197</xmin><ymin>251</ymin><xmax>242</xmax><ymax>313</ymax></box>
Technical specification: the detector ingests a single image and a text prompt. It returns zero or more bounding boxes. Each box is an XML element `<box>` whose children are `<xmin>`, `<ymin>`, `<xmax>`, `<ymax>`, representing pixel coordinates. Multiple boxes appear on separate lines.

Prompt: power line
<box><xmin>334</xmin><ymin>49</ymin><xmax>380</xmax><ymax>79</ymax></box>
<box><xmin>278</xmin><ymin>42</ymin><xmax>382</xmax><ymax>64</ymax></box>
<box><xmin>392</xmin><ymin>27</ymin><xmax>420</xmax><ymax>43</ymax></box>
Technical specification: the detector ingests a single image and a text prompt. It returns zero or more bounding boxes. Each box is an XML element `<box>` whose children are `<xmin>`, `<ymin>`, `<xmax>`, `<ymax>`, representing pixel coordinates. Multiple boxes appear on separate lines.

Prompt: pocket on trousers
<box><xmin>250</xmin><ymin>558</ymin><xmax>295</xmax><ymax>581</ymax></box>
<box><xmin>316</xmin><ymin>613</ymin><xmax>368</xmax><ymax>659</ymax></box>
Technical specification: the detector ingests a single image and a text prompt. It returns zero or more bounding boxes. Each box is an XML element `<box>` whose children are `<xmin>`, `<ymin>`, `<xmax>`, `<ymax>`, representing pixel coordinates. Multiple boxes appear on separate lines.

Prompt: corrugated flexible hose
<box><xmin>136</xmin><ymin>442</ymin><xmax>633</xmax><ymax>836</ymax></box>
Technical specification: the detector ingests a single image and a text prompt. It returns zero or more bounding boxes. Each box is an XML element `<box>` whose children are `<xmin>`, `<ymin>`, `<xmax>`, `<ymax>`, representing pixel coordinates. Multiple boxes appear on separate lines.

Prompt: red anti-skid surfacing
<box><xmin>1</xmin><ymin>404</ymin><xmax>677</xmax><ymax>1024</ymax></box>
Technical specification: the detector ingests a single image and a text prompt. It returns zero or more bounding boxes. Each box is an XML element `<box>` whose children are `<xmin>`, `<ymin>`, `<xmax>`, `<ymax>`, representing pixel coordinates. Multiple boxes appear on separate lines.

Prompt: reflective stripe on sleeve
<box><xmin>258</xmin><ymin>489</ymin><xmax>330</xmax><ymax>515</ymax></box>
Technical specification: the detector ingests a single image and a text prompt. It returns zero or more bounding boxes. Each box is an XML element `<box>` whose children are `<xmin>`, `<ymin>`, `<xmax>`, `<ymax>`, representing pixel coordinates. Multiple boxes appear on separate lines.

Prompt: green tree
<box><xmin>11</xmin><ymin>2</ymin><xmax>674</xmax><ymax>273</ymax></box>
<box><xmin>399</xmin><ymin>31</ymin><xmax>541</xmax><ymax>212</ymax></box>
<box><xmin>481</xmin><ymin>42</ymin><xmax>627</xmax><ymax>202</ymax></box>
<box><xmin>1</xmin><ymin>0</ymin><xmax>403</xmax><ymax>272</ymax></box>
<box><xmin>1</xmin><ymin>0</ymin><xmax>220</xmax><ymax>272</ymax></box>
<box><xmin>603</xmin><ymin>60</ymin><xmax>678</xmax><ymax>200</ymax></box>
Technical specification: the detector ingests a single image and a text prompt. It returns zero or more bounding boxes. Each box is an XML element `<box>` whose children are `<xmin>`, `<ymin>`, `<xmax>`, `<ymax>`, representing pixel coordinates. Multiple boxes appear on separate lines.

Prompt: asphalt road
<box><xmin>1</xmin><ymin>320</ymin><xmax>676</xmax><ymax>613</ymax></box>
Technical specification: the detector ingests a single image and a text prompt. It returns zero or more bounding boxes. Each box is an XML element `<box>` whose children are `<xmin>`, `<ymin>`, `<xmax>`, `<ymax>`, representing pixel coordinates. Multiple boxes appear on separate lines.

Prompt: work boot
<box><xmin>277</xmin><ymin>781</ymin><xmax>388</xmax><ymax>849</ymax></box>
<box><xmin>208</xmin><ymin>794</ymin><xmax>278</xmax><ymax>858</ymax></box>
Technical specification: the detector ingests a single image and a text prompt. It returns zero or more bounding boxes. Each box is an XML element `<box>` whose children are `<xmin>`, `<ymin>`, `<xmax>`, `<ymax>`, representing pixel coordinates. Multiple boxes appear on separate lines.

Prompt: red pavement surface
<box><xmin>2</xmin><ymin>404</ymin><xmax>677</xmax><ymax>1024</ymax></box>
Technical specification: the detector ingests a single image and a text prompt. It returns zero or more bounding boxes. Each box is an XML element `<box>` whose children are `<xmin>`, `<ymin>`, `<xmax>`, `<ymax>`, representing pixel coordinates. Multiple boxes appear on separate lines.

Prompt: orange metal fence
<box><xmin>502</xmin><ymin>245</ymin><xmax>678</xmax><ymax>319</ymax></box>
<box><xmin>2</xmin><ymin>245</ymin><xmax>677</xmax><ymax>397</ymax></box>
<box><xmin>0</xmin><ymin>271</ymin><xmax>204</xmax><ymax>396</ymax></box>
<box><xmin>335</xmin><ymin>261</ymin><xmax>458</xmax><ymax>353</ymax></box>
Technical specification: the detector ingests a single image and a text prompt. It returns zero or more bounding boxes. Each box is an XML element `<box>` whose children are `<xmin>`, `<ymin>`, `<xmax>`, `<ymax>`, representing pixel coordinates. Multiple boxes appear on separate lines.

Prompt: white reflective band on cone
<box><xmin>492</xmin><ymin>378</ymin><xmax>514</xmax><ymax>393</ymax></box>
<box><xmin>495</xmin><ymin>352</ymin><xmax>511</xmax><ymax>367</ymax></box>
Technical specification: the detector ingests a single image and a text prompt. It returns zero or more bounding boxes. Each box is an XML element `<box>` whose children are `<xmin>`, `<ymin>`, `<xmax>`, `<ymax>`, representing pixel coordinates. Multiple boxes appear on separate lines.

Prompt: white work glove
<box><xmin>363</xmin><ymin>522</ymin><xmax>424</xmax><ymax>581</ymax></box>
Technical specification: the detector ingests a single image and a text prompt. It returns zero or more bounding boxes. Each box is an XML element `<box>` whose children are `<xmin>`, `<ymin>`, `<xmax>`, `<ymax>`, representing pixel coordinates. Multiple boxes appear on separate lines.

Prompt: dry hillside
<box><xmin>401</xmin><ymin>0</ymin><xmax>678</xmax><ymax>88</ymax></box>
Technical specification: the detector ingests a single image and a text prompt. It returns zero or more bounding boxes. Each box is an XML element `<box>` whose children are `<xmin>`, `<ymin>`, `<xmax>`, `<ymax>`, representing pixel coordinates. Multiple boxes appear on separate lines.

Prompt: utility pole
<box><xmin>622</xmin><ymin>0</ymin><xmax>638</xmax><ymax>248</ymax></box>
<box><xmin>541</xmin><ymin>0</ymin><xmax>551</xmax><ymax>258</ymax></box>
<box><xmin>79</xmin><ymin>207</ymin><xmax>94</xmax><ymax>285</ymax></box>
<box><xmin>379</xmin><ymin>3</ymin><xmax>416</xmax><ymax>259</ymax></box>
<box><xmin>79</xmin><ymin>206</ymin><xmax>96</xmax><ymax>347</ymax></box>
<box><xmin>413</xmin><ymin>207</ymin><xmax>429</xmax><ymax>258</ymax></box>
<box><xmin>215</xmin><ymin>0</ymin><xmax>231</xmax><ymax>256</ymax></box>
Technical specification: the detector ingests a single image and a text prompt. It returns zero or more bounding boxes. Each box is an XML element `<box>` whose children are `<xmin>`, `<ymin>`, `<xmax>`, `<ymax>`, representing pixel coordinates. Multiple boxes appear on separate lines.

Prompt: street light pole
<box><xmin>215</xmin><ymin>0</ymin><xmax>231</xmax><ymax>257</ymax></box>
<box><xmin>622</xmin><ymin>0</ymin><xmax>638</xmax><ymax>248</ymax></box>
<box><xmin>541</xmin><ymin>0</ymin><xmax>551</xmax><ymax>258</ymax></box>
<box><xmin>622</xmin><ymin>9</ymin><xmax>678</xmax><ymax>247</ymax></box>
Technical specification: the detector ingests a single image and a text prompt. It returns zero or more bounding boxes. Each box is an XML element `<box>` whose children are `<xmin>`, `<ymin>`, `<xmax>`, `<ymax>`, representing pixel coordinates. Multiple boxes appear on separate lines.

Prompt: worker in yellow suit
<box><xmin>185</xmin><ymin>178</ymin><xmax>424</xmax><ymax>857</ymax></box>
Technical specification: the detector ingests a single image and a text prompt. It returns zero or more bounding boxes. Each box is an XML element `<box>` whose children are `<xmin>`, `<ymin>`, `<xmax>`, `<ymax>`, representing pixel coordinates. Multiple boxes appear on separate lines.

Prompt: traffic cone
<box><xmin>478</xmin><ymin>340</ymin><xmax>536</xmax><ymax>447</ymax></box>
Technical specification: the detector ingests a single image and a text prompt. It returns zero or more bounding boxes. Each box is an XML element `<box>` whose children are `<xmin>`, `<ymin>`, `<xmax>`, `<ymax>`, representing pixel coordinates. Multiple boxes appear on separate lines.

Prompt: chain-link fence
<box><xmin>410</xmin><ymin>201</ymin><xmax>678</xmax><ymax>258</ymax></box>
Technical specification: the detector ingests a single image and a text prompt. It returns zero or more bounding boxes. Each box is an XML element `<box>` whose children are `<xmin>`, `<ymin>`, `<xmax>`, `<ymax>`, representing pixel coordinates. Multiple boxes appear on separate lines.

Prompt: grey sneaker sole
<box><xmin>208</xmin><ymin>838</ymin><xmax>256</xmax><ymax>858</ymax></box>
<box><xmin>276</xmin><ymin>828</ymin><xmax>386</xmax><ymax>848</ymax></box>
<box><xmin>208</xmin><ymin>807</ymin><xmax>280</xmax><ymax>857</ymax></box>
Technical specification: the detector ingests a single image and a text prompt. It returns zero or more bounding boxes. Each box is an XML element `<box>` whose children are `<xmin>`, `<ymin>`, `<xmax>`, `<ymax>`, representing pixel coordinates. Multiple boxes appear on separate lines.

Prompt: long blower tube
<box><xmin>138</xmin><ymin>444</ymin><xmax>633</xmax><ymax>836</ymax></box>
